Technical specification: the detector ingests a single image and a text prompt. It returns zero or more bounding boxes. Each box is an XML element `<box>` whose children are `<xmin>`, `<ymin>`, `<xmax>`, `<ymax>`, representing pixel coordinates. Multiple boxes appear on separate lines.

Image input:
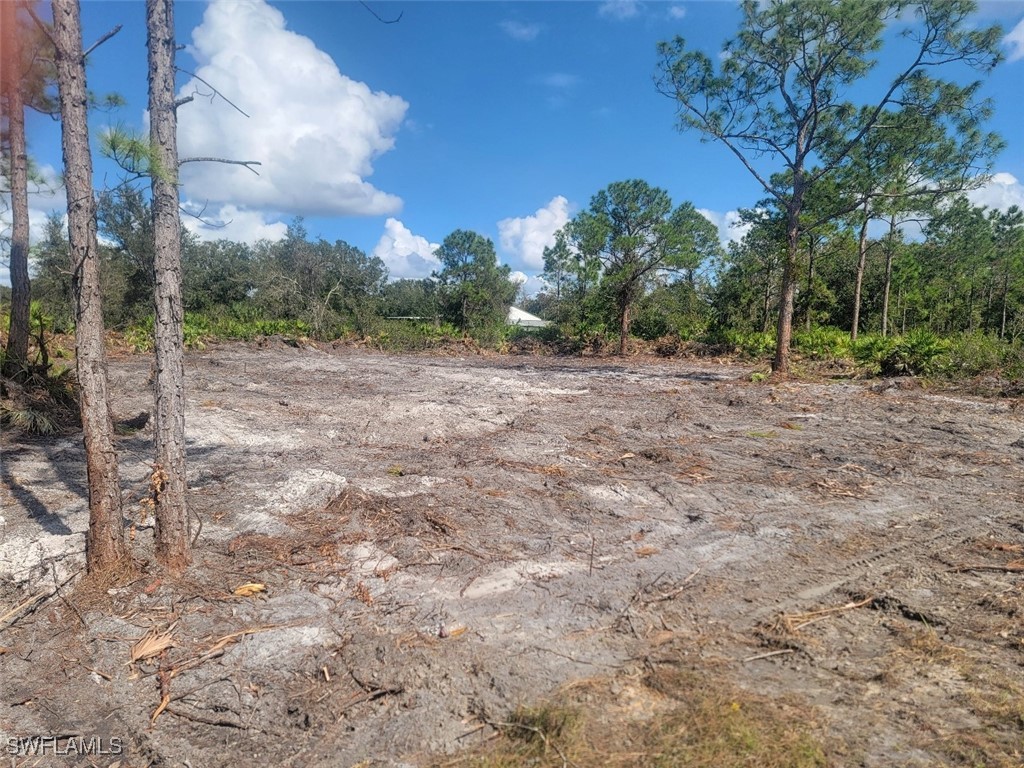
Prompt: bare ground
<box><xmin>1</xmin><ymin>341</ymin><xmax>1023</xmax><ymax>767</ymax></box>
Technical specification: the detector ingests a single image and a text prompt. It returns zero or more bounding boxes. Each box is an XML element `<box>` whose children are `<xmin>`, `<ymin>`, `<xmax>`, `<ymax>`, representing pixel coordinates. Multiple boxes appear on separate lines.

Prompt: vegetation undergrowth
<box><xmin>0</xmin><ymin>307</ymin><xmax>80</xmax><ymax>436</ymax></box>
<box><xmin>439</xmin><ymin>667</ymin><xmax>830</xmax><ymax>768</ymax></box>
<box><xmin>123</xmin><ymin>312</ymin><xmax>313</xmax><ymax>352</ymax></box>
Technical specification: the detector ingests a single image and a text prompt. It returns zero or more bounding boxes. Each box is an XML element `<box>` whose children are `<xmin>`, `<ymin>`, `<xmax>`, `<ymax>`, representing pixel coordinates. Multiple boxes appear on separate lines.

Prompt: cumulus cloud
<box><xmin>498</xmin><ymin>196</ymin><xmax>571</xmax><ymax>271</ymax></box>
<box><xmin>668</xmin><ymin>5</ymin><xmax>686</xmax><ymax>19</ymax></box>
<box><xmin>1003</xmin><ymin>17</ymin><xmax>1024</xmax><ymax>62</ymax></box>
<box><xmin>500</xmin><ymin>20</ymin><xmax>541</xmax><ymax>41</ymax></box>
<box><xmin>968</xmin><ymin>172</ymin><xmax>1024</xmax><ymax>212</ymax></box>
<box><xmin>181</xmin><ymin>203</ymin><xmax>289</xmax><ymax>244</ymax></box>
<box><xmin>598</xmin><ymin>0</ymin><xmax>641</xmax><ymax>20</ymax></box>
<box><xmin>176</xmin><ymin>0</ymin><xmax>407</xmax><ymax>221</ymax></box>
<box><xmin>509</xmin><ymin>271</ymin><xmax>547</xmax><ymax>299</ymax></box>
<box><xmin>371</xmin><ymin>218</ymin><xmax>440</xmax><ymax>280</ymax></box>
<box><xmin>697</xmin><ymin>208</ymin><xmax>752</xmax><ymax>247</ymax></box>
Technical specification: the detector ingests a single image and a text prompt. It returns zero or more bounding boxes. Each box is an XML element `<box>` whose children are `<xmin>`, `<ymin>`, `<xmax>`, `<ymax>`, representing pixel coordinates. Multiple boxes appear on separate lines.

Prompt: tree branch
<box><xmin>179</xmin><ymin>200</ymin><xmax>229</xmax><ymax>228</ymax></box>
<box><xmin>23</xmin><ymin>4</ymin><xmax>55</xmax><ymax>47</ymax></box>
<box><xmin>178</xmin><ymin>157</ymin><xmax>262</xmax><ymax>175</ymax></box>
<box><xmin>83</xmin><ymin>24</ymin><xmax>122</xmax><ymax>59</ymax></box>
<box><xmin>174</xmin><ymin>67</ymin><xmax>251</xmax><ymax>117</ymax></box>
<box><xmin>359</xmin><ymin>1</ymin><xmax>403</xmax><ymax>24</ymax></box>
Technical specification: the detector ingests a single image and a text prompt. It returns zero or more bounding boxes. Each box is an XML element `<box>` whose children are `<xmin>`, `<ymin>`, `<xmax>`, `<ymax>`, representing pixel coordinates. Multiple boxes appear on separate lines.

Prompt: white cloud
<box><xmin>1003</xmin><ymin>17</ymin><xmax>1024</xmax><ymax>62</ymax></box>
<box><xmin>668</xmin><ymin>5</ymin><xmax>686</xmax><ymax>19</ymax></box>
<box><xmin>968</xmin><ymin>172</ymin><xmax>1024</xmax><ymax>211</ymax></box>
<box><xmin>500</xmin><ymin>20</ymin><xmax>541</xmax><ymax>42</ymax></box>
<box><xmin>509</xmin><ymin>271</ymin><xmax>547</xmax><ymax>299</ymax></box>
<box><xmin>371</xmin><ymin>218</ymin><xmax>440</xmax><ymax>280</ymax></box>
<box><xmin>181</xmin><ymin>203</ymin><xmax>288</xmax><ymax>244</ymax></box>
<box><xmin>599</xmin><ymin>0</ymin><xmax>641</xmax><ymax>20</ymax></box>
<box><xmin>176</xmin><ymin>0</ymin><xmax>407</xmax><ymax>218</ymax></box>
<box><xmin>498</xmin><ymin>196</ymin><xmax>571</xmax><ymax>271</ymax></box>
<box><xmin>697</xmin><ymin>208</ymin><xmax>752</xmax><ymax>247</ymax></box>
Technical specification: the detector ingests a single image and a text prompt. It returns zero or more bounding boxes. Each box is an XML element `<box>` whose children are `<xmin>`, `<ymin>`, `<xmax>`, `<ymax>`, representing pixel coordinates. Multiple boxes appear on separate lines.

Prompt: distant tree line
<box><xmin>23</xmin><ymin>181</ymin><xmax>1022</xmax><ymax>356</ymax></box>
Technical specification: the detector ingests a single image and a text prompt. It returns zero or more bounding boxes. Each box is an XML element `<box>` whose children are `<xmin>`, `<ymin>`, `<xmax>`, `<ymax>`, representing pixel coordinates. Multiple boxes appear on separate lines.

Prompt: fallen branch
<box><xmin>742</xmin><ymin>648</ymin><xmax>795</xmax><ymax>663</ymax></box>
<box><xmin>169</xmin><ymin>626</ymin><xmax>281</xmax><ymax>678</ymax></box>
<box><xmin>0</xmin><ymin>590</ymin><xmax>49</xmax><ymax>632</ymax></box>
<box><xmin>335</xmin><ymin>685</ymin><xmax>403</xmax><ymax>716</ymax></box>
<box><xmin>780</xmin><ymin>595</ymin><xmax>875</xmax><ymax>632</ymax></box>
<box><xmin>0</xmin><ymin>570</ymin><xmax>81</xmax><ymax>633</ymax></box>
<box><xmin>165</xmin><ymin>706</ymin><xmax>245</xmax><ymax>729</ymax></box>
<box><xmin>640</xmin><ymin>567</ymin><xmax>701</xmax><ymax>605</ymax></box>
<box><xmin>949</xmin><ymin>562</ymin><xmax>1024</xmax><ymax>574</ymax></box>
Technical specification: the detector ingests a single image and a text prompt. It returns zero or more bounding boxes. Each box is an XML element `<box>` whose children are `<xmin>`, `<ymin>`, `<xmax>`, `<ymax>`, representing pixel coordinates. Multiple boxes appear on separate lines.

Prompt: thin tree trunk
<box><xmin>618</xmin><ymin>295</ymin><xmax>630</xmax><ymax>356</ymax></box>
<box><xmin>52</xmin><ymin>0</ymin><xmax>128</xmax><ymax>572</ymax></box>
<box><xmin>772</xmin><ymin>209</ymin><xmax>800</xmax><ymax>374</ymax></box>
<box><xmin>851</xmin><ymin>202</ymin><xmax>869</xmax><ymax>342</ymax></box>
<box><xmin>1000</xmin><ymin>268</ymin><xmax>1009</xmax><ymax>340</ymax></box>
<box><xmin>761</xmin><ymin>269</ymin><xmax>772</xmax><ymax>334</ymax></box>
<box><xmin>966</xmin><ymin>271</ymin><xmax>975</xmax><ymax>333</ymax></box>
<box><xmin>901</xmin><ymin>287</ymin><xmax>907</xmax><ymax>334</ymax></box>
<box><xmin>2</xmin><ymin>0</ymin><xmax>31</xmax><ymax>373</ymax></box>
<box><xmin>881</xmin><ymin>218</ymin><xmax>896</xmax><ymax>338</ymax></box>
<box><xmin>805</xmin><ymin>239</ymin><xmax>815</xmax><ymax>332</ymax></box>
<box><xmin>148</xmin><ymin>0</ymin><xmax>190</xmax><ymax>573</ymax></box>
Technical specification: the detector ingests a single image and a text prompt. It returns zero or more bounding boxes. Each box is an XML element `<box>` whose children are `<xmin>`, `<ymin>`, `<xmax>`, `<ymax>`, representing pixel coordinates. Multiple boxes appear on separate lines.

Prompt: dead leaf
<box><xmin>233</xmin><ymin>582</ymin><xmax>267</xmax><ymax>597</ymax></box>
<box><xmin>129</xmin><ymin>627</ymin><xmax>176</xmax><ymax>664</ymax></box>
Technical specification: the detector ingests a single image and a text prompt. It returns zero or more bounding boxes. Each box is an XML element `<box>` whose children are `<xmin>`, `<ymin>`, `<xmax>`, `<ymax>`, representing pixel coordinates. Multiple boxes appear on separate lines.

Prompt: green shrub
<box><xmin>721</xmin><ymin>330</ymin><xmax>776</xmax><ymax>359</ymax></box>
<box><xmin>943</xmin><ymin>333</ymin><xmax>1011</xmax><ymax>378</ymax></box>
<box><xmin>124</xmin><ymin>317</ymin><xmax>155</xmax><ymax>352</ymax></box>
<box><xmin>369</xmin><ymin>320</ymin><xmax>462</xmax><ymax>351</ymax></box>
<box><xmin>793</xmin><ymin>326</ymin><xmax>851</xmax><ymax>361</ymax></box>
<box><xmin>855</xmin><ymin>330</ymin><xmax>947</xmax><ymax>376</ymax></box>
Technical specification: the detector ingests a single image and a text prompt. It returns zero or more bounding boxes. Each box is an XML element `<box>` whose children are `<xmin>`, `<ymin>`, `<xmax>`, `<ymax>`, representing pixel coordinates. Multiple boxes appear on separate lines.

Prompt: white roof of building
<box><xmin>507</xmin><ymin>306</ymin><xmax>550</xmax><ymax>328</ymax></box>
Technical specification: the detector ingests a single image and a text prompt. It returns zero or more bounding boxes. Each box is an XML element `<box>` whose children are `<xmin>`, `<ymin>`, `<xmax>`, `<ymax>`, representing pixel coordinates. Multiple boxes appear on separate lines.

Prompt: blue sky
<box><xmin>7</xmin><ymin>0</ymin><xmax>1024</xmax><ymax>291</ymax></box>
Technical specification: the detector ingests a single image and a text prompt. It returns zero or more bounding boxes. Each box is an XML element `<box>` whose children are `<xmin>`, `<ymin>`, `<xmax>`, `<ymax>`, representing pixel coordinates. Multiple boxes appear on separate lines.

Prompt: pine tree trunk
<box><xmin>1001</xmin><ymin>268</ymin><xmax>1009</xmax><ymax>340</ymax></box>
<box><xmin>2</xmin><ymin>0</ymin><xmax>31</xmax><ymax>373</ymax></box>
<box><xmin>618</xmin><ymin>290</ymin><xmax>631</xmax><ymax>356</ymax></box>
<box><xmin>147</xmin><ymin>0</ymin><xmax>191</xmax><ymax>574</ymax></box>
<box><xmin>851</xmin><ymin>202</ymin><xmax>869</xmax><ymax>342</ymax></box>
<box><xmin>805</xmin><ymin>240</ymin><xmax>815</xmax><ymax>332</ymax></box>
<box><xmin>52</xmin><ymin>0</ymin><xmax>128</xmax><ymax>572</ymax></box>
<box><xmin>772</xmin><ymin>209</ymin><xmax>800</xmax><ymax>374</ymax></box>
<box><xmin>881</xmin><ymin>219</ymin><xmax>896</xmax><ymax>338</ymax></box>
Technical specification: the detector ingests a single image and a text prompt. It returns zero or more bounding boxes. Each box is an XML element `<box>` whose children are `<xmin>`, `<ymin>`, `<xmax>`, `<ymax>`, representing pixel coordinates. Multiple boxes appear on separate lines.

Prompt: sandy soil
<box><xmin>1</xmin><ymin>341</ymin><xmax>1022</xmax><ymax>767</ymax></box>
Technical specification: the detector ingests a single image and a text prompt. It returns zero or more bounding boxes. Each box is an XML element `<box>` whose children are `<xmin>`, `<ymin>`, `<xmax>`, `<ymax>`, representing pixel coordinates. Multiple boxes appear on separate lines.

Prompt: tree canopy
<box><xmin>656</xmin><ymin>0</ymin><xmax>1003</xmax><ymax>372</ymax></box>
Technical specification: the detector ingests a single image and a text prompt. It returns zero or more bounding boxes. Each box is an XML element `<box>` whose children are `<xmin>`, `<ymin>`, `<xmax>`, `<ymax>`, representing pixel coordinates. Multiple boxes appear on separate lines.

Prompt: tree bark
<box><xmin>772</xmin><ymin>206</ymin><xmax>800</xmax><ymax>374</ymax></box>
<box><xmin>881</xmin><ymin>223</ymin><xmax>896</xmax><ymax>338</ymax></box>
<box><xmin>851</xmin><ymin>201</ymin><xmax>870</xmax><ymax>342</ymax></box>
<box><xmin>805</xmin><ymin>239</ymin><xmax>815</xmax><ymax>332</ymax></box>
<box><xmin>51</xmin><ymin>0</ymin><xmax>128</xmax><ymax>572</ymax></box>
<box><xmin>147</xmin><ymin>0</ymin><xmax>190</xmax><ymax>574</ymax></box>
<box><xmin>1000</xmin><ymin>268</ymin><xmax>1009</xmax><ymax>340</ymax></box>
<box><xmin>2</xmin><ymin>0</ymin><xmax>31</xmax><ymax>373</ymax></box>
<box><xmin>618</xmin><ymin>296</ymin><xmax>630</xmax><ymax>356</ymax></box>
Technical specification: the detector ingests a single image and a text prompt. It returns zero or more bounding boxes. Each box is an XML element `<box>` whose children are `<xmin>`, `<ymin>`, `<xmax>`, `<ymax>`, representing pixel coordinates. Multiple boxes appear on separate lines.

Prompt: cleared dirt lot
<box><xmin>2</xmin><ymin>342</ymin><xmax>1023</xmax><ymax>766</ymax></box>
